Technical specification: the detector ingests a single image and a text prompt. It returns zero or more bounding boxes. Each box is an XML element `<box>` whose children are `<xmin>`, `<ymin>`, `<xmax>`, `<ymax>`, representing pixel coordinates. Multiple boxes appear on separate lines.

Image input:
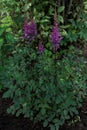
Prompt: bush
<box><xmin>0</xmin><ymin>1</ymin><xmax>87</xmax><ymax>130</ymax></box>
<box><xmin>2</xmin><ymin>45</ymin><xmax>87</xmax><ymax>130</ymax></box>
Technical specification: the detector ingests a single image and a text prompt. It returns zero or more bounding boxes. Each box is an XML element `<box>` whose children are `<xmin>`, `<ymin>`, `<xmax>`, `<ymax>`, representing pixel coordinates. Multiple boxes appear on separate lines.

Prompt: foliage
<box><xmin>0</xmin><ymin>15</ymin><xmax>15</xmax><ymax>55</ymax></box>
<box><xmin>0</xmin><ymin>0</ymin><xmax>87</xmax><ymax>130</ymax></box>
<box><xmin>2</xmin><ymin>45</ymin><xmax>87</xmax><ymax>130</ymax></box>
<box><xmin>0</xmin><ymin>0</ymin><xmax>87</xmax><ymax>48</ymax></box>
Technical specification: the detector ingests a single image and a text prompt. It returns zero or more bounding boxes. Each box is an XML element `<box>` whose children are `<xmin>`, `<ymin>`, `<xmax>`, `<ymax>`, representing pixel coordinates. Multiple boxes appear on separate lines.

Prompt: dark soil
<box><xmin>0</xmin><ymin>91</ymin><xmax>87</xmax><ymax>130</ymax></box>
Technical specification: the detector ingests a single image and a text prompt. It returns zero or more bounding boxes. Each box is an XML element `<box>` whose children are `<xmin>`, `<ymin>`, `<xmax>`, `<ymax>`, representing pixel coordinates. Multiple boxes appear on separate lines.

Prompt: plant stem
<box><xmin>67</xmin><ymin>0</ymin><xmax>73</xmax><ymax>15</ymax></box>
<box><xmin>62</xmin><ymin>0</ymin><xmax>65</xmax><ymax>23</ymax></box>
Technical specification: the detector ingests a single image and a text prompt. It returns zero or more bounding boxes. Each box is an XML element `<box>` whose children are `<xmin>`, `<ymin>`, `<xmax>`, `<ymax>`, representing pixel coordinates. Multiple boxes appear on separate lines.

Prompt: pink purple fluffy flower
<box><xmin>50</xmin><ymin>23</ymin><xmax>62</xmax><ymax>52</ymax></box>
<box><xmin>23</xmin><ymin>19</ymin><xmax>37</xmax><ymax>41</ymax></box>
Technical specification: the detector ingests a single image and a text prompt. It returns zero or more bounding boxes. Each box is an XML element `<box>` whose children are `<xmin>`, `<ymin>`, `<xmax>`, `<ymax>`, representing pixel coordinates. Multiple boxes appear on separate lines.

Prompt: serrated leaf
<box><xmin>41</xmin><ymin>108</ymin><xmax>46</xmax><ymax>115</ymax></box>
<box><xmin>43</xmin><ymin>120</ymin><xmax>48</xmax><ymax>127</ymax></box>
<box><xmin>61</xmin><ymin>29</ymin><xmax>67</xmax><ymax>36</ymax></box>
<box><xmin>1</xmin><ymin>15</ymin><xmax>13</xmax><ymax>27</ymax></box>
<box><xmin>58</xmin><ymin>6</ymin><xmax>65</xmax><ymax>13</ymax></box>
<box><xmin>5</xmin><ymin>33</ymin><xmax>15</xmax><ymax>43</ymax></box>
<box><xmin>6</xmin><ymin>27</ymin><xmax>12</xmax><ymax>32</ymax></box>
<box><xmin>50</xmin><ymin>124</ymin><xmax>55</xmax><ymax>130</ymax></box>
<box><xmin>0</xmin><ymin>27</ymin><xmax>5</xmax><ymax>36</ymax></box>
<box><xmin>3</xmin><ymin>90</ymin><xmax>11</xmax><ymax>98</ymax></box>
<box><xmin>61</xmin><ymin>25</ymin><xmax>70</xmax><ymax>29</ymax></box>
<box><xmin>58</xmin><ymin>15</ymin><xmax>64</xmax><ymax>23</ymax></box>
<box><xmin>16</xmin><ymin>109</ymin><xmax>22</xmax><ymax>117</ymax></box>
<box><xmin>55</xmin><ymin>123</ymin><xmax>59</xmax><ymax>130</ymax></box>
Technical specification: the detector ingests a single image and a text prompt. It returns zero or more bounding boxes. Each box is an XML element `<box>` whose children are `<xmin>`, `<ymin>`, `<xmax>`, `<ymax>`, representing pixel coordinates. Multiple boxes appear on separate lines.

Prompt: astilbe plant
<box><xmin>50</xmin><ymin>9</ymin><xmax>63</xmax><ymax>52</ymax></box>
<box><xmin>2</xmin><ymin>45</ymin><xmax>87</xmax><ymax>130</ymax></box>
<box><xmin>50</xmin><ymin>23</ymin><xmax>62</xmax><ymax>52</ymax></box>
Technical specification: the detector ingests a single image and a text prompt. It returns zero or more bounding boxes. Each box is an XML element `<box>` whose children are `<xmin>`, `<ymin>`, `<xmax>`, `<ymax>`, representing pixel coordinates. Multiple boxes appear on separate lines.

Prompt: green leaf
<box><xmin>41</xmin><ymin>108</ymin><xmax>46</xmax><ymax>115</ymax></box>
<box><xmin>5</xmin><ymin>33</ymin><xmax>15</xmax><ymax>43</ymax></box>
<box><xmin>84</xmin><ymin>1</ymin><xmax>87</xmax><ymax>9</ymax></box>
<box><xmin>0</xmin><ymin>39</ymin><xmax>4</xmax><ymax>48</ymax></box>
<box><xmin>0</xmin><ymin>27</ymin><xmax>5</xmax><ymax>36</ymax></box>
<box><xmin>3</xmin><ymin>90</ymin><xmax>11</xmax><ymax>98</ymax></box>
<box><xmin>6</xmin><ymin>27</ymin><xmax>12</xmax><ymax>32</ymax></box>
<box><xmin>1</xmin><ymin>15</ymin><xmax>13</xmax><ymax>27</ymax></box>
<box><xmin>16</xmin><ymin>109</ymin><xmax>22</xmax><ymax>117</ymax></box>
<box><xmin>58</xmin><ymin>6</ymin><xmax>65</xmax><ymax>13</ymax></box>
<box><xmin>55</xmin><ymin>123</ymin><xmax>59</xmax><ymax>130</ymax></box>
<box><xmin>50</xmin><ymin>124</ymin><xmax>55</xmax><ymax>130</ymax></box>
<box><xmin>61</xmin><ymin>25</ymin><xmax>70</xmax><ymax>29</ymax></box>
<box><xmin>43</xmin><ymin>120</ymin><xmax>48</xmax><ymax>127</ymax></box>
<box><xmin>58</xmin><ymin>15</ymin><xmax>64</xmax><ymax>23</ymax></box>
<box><xmin>7</xmin><ymin>105</ymin><xmax>15</xmax><ymax>114</ymax></box>
<box><xmin>61</xmin><ymin>29</ymin><xmax>67</xmax><ymax>36</ymax></box>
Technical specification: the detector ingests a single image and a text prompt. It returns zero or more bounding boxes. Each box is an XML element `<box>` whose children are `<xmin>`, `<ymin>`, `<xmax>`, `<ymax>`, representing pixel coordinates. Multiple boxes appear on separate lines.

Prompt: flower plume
<box><xmin>50</xmin><ymin>23</ymin><xmax>62</xmax><ymax>52</ymax></box>
<box><xmin>23</xmin><ymin>19</ymin><xmax>37</xmax><ymax>41</ymax></box>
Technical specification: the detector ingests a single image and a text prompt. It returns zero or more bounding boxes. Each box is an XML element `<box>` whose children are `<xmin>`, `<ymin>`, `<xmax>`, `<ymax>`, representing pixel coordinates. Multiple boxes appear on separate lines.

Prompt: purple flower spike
<box><xmin>23</xmin><ymin>19</ymin><xmax>37</xmax><ymax>41</ymax></box>
<box><xmin>38</xmin><ymin>41</ymin><xmax>44</xmax><ymax>54</ymax></box>
<box><xmin>50</xmin><ymin>23</ymin><xmax>63</xmax><ymax>52</ymax></box>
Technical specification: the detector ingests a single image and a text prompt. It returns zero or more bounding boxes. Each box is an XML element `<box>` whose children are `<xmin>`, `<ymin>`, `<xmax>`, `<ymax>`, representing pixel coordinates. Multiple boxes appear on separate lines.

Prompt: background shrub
<box><xmin>0</xmin><ymin>0</ymin><xmax>87</xmax><ymax>48</ymax></box>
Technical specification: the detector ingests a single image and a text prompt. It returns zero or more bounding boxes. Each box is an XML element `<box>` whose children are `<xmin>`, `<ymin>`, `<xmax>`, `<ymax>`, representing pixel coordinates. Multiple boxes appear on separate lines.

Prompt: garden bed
<box><xmin>0</xmin><ymin>92</ymin><xmax>87</xmax><ymax>130</ymax></box>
